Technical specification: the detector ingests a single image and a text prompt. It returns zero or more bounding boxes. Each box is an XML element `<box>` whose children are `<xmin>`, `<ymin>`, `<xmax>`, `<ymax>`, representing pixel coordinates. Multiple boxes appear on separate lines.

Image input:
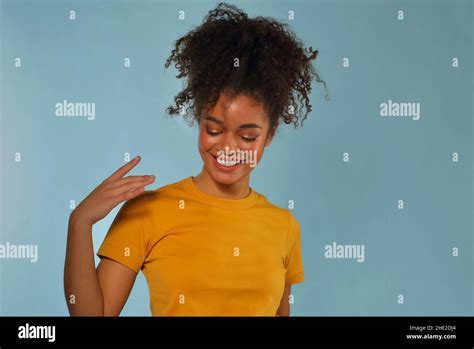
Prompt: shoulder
<box><xmin>119</xmin><ymin>177</ymin><xmax>188</xmax><ymax>214</ymax></box>
<box><xmin>253</xmin><ymin>191</ymin><xmax>299</xmax><ymax>228</ymax></box>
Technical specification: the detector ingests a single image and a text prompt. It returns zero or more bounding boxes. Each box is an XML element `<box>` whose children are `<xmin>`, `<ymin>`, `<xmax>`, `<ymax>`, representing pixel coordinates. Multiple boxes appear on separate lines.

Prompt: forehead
<box><xmin>205</xmin><ymin>92</ymin><xmax>268</xmax><ymax>126</ymax></box>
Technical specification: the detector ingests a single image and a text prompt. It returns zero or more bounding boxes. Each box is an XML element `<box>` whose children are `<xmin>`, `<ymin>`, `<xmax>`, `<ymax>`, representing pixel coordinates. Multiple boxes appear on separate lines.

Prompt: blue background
<box><xmin>1</xmin><ymin>0</ymin><xmax>472</xmax><ymax>315</ymax></box>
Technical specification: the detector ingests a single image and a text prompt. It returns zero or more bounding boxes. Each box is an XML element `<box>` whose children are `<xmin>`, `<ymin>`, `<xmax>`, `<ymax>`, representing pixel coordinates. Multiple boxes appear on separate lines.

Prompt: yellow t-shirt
<box><xmin>97</xmin><ymin>176</ymin><xmax>304</xmax><ymax>316</ymax></box>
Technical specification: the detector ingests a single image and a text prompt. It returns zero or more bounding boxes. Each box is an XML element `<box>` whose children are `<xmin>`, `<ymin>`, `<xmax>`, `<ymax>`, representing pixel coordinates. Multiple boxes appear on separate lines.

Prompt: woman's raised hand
<box><xmin>71</xmin><ymin>156</ymin><xmax>155</xmax><ymax>227</ymax></box>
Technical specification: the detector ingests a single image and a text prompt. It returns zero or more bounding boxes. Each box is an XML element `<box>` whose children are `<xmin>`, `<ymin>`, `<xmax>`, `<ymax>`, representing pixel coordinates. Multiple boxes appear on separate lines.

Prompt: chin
<box><xmin>210</xmin><ymin>170</ymin><xmax>246</xmax><ymax>186</ymax></box>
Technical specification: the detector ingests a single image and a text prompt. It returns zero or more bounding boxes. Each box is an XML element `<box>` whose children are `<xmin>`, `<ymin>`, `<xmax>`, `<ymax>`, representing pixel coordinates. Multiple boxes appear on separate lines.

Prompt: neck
<box><xmin>193</xmin><ymin>168</ymin><xmax>250</xmax><ymax>199</ymax></box>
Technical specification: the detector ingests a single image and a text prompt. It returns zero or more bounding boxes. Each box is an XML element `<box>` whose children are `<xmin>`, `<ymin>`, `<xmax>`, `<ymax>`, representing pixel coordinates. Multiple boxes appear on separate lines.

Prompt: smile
<box><xmin>210</xmin><ymin>153</ymin><xmax>243</xmax><ymax>172</ymax></box>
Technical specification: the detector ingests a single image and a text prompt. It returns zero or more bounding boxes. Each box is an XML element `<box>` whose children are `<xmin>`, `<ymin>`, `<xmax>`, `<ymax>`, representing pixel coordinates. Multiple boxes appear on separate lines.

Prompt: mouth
<box><xmin>210</xmin><ymin>153</ymin><xmax>243</xmax><ymax>172</ymax></box>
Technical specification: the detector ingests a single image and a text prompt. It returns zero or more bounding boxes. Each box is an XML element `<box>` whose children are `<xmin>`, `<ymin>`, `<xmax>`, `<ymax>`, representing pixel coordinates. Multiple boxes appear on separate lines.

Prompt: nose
<box><xmin>218</xmin><ymin>132</ymin><xmax>239</xmax><ymax>152</ymax></box>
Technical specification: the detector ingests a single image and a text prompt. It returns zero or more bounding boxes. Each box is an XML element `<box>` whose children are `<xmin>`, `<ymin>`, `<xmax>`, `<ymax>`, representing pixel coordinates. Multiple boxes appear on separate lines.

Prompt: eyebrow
<box><xmin>205</xmin><ymin>115</ymin><xmax>262</xmax><ymax>129</ymax></box>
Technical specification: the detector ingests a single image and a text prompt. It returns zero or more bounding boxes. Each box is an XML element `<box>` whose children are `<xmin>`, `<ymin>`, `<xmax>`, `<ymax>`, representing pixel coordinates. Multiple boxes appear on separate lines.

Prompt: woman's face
<box><xmin>198</xmin><ymin>91</ymin><xmax>273</xmax><ymax>186</ymax></box>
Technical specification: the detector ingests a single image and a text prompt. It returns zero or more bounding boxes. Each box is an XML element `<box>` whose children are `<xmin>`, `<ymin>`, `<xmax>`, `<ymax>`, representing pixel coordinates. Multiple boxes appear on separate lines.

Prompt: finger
<box><xmin>105</xmin><ymin>156</ymin><xmax>141</xmax><ymax>183</ymax></box>
<box><xmin>108</xmin><ymin>177</ymin><xmax>155</xmax><ymax>197</ymax></box>
<box><xmin>107</xmin><ymin>175</ymin><xmax>155</xmax><ymax>189</ymax></box>
<box><xmin>113</xmin><ymin>186</ymin><xmax>145</xmax><ymax>205</ymax></box>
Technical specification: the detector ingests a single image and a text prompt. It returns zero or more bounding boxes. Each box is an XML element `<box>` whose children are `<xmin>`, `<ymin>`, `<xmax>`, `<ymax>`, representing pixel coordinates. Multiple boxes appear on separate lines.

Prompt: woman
<box><xmin>64</xmin><ymin>2</ymin><xmax>327</xmax><ymax>316</ymax></box>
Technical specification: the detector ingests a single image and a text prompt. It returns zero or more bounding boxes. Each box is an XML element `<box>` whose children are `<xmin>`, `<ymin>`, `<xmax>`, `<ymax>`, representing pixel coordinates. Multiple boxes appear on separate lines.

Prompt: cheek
<box><xmin>198</xmin><ymin>128</ymin><xmax>214</xmax><ymax>151</ymax></box>
<box><xmin>254</xmin><ymin>139</ymin><xmax>267</xmax><ymax>163</ymax></box>
<box><xmin>240</xmin><ymin>138</ymin><xmax>267</xmax><ymax>165</ymax></box>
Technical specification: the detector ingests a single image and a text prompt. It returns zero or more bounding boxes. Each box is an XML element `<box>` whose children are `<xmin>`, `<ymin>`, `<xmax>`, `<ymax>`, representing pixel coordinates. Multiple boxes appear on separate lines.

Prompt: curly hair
<box><xmin>164</xmin><ymin>2</ymin><xmax>329</xmax><ymax>130</ymax></box>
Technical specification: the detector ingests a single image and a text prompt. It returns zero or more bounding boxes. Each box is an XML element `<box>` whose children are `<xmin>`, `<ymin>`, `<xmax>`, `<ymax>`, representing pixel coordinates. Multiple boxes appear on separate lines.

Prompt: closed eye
<box><xmin>241</xmin><ymin>136</ymin><xmax>257</xmax><ymax>142</ymax></box>
<box><xmin>207</xmin><ymin>130</ymin><xmax>221</xmax><ymax>136</ymax></box>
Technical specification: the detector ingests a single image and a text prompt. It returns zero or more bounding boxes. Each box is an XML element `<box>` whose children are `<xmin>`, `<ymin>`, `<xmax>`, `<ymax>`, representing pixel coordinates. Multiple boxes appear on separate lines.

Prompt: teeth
<box><xmin>217</xmin><ymin>157</ymin><xmax>238</xmax><ymax>167</ymax></box>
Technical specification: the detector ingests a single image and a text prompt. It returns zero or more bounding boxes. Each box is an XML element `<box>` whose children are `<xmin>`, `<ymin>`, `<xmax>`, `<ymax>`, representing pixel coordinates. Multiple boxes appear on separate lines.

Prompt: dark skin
<box><xmin>64</xmin><ymin>91</ymin><xmax>292</xmax><ymax>316</ymax></box>
<box><xmin>193</xmin><ymin>91</ymin><xmax>273</xmax><ymax>197</ymax></box>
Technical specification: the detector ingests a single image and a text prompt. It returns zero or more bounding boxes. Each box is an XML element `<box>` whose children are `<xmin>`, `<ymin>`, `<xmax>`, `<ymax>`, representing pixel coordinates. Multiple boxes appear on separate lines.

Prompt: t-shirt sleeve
<box><xmin>284</xmin><ymin>212</ymin><xmax>304</xmax><ymax>284</ymax></box>
<box><xmin>97</xmin><ymin>193</ymin><xmax>153</xmax><ymax>274</ymax></box>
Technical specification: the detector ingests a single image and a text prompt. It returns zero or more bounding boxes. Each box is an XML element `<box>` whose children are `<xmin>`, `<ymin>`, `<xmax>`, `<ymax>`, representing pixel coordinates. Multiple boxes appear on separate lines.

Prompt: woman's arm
<box><xmin>63</xmin><ymin>156</ymin><xmax>155</xmax><ymax>316</ymax></box>
<box><xmin>96</xmin><ymin>257</ymin><xmax>137</xmax><ymax>316</ymax></box>
<box><xmin>64</xmin><ymin>214</ymin><xmax>104</xmax><ymax>316</ymax></box>
<box><xmin>276</xmin><ymin>284</ymin><xmax>292</xmax><ymax>316</ymax></box>
<box><xmin>64</xmin><ymin>214</ymin><xmax>138</xmax><ymax>316</ymax></box>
